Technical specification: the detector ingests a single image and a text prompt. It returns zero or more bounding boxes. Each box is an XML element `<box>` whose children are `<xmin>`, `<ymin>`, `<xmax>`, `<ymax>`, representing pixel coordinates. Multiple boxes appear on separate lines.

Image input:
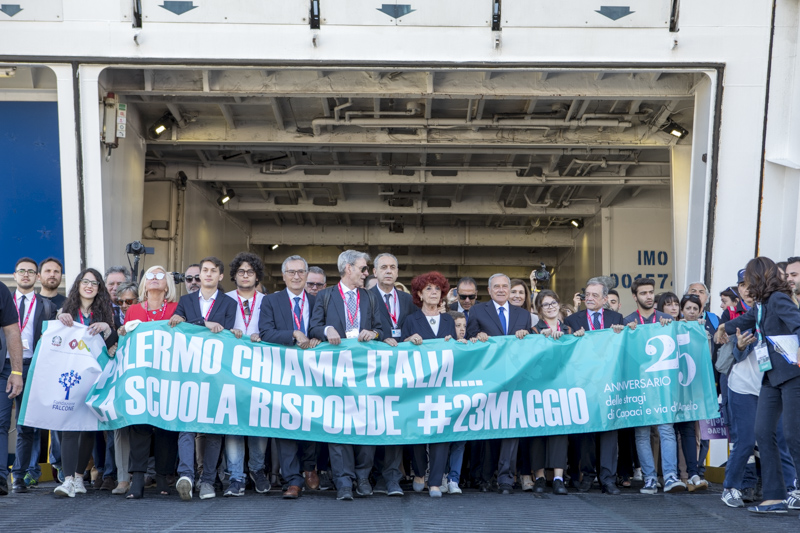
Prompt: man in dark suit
<box><xmin>259</xmin><ymin>254</ymin><xmax>320</xmax><ymax>499</ymax></box>
<box><xmin>449</xmin><ymin>276</ymin><xmax>478</xmax><ymax>322</ymax></box>
<box><xmin>169</xmin><ymin>256</ymin><xmax>237</xmax><ymax>501</ymax></box>
<box><xmin>6</xmin><ymin>258</ymin><xmax>57</xmax><ymax>493</ymax></box>
<box><xmin>564</xmin><ymin>277</ymin><xmax>625</xmax><ymax>495</ymax></box>
<box><xmin>466</xmin><ymin>273</ymin><xmax>532</xmax><ymax>495</ymax></box>
<box><xmin>308</xmin><ymin>250</ymin><xmax>387</xmax><ymax>501</ymax></box>
<box><xmin>369</xmin><ymin>253</ymin><xmax>416</xmax><ymax>497</ymax></box>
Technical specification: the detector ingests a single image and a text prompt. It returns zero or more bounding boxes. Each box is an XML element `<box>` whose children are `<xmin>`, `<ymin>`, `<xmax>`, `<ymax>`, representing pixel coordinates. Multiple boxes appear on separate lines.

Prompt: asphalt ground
<box><xmin>1</xmin><ymin>480</ymin><xmax>799</xmax><ymax>533</ymax></box>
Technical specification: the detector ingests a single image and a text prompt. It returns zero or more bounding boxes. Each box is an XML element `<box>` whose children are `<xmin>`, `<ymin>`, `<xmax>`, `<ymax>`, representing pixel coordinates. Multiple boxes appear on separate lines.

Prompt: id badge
<box><xmin>392</xmin><ymin>328</ymin><xmax>402</xmax><ymax>338</ymax></box>
<box><xmin>755</xmin><ymin>342</ymin><xmax>772</xmax><ymax>372</ymax></box>
<box><xmin>22</xmin><ymin>339</ymin><xmax>30</xmax><ymax>350</ymax></box>
<box><xmin>346</xmin><ymin>329</ymin><xmax>359</xmax><ymax>339</ymax></box>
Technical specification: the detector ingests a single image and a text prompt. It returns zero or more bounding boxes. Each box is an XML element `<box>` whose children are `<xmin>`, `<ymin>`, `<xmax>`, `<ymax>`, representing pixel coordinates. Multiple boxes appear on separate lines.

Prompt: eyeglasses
<box><xmin>115</xmin><ymin>298</ymin><xmax>138</xmax><ymax>306</ymax></box>
<box><xmin>459</xmin><ymin>294</ymin><xmax>477</xmax><ymax>301</ymax></box>
<box><xmin>359</xmin><ymin>266</ymin><xmax>369</xmax><ymax>273</ymax></box>
<box><xmin>185</xmin><ymin>275</ymin><xmax>201</xmax><ymax>283</ymax></box>
<box><xmin>237</xmin><ymin>269</ymin><xmax>256</xmax><ymax>277</ymax></box>
<box><xmin>541</xmin><ymin>301</ymin><xmax>559</xmax><ymax>308</ymax></box>
<box><xmin>307</xmin><ymin>282</ymin><xmax>325</xmax><ymax>288</ymax></box>
<box><xmin>145</xmin><ymin>272</ymin><xmax>166</xmax><ymax>280</ymax></box>
<box><xmin>15</xmin><ymin>269</ymin><xmax>37</xmax><ymax>276</ymax></box>
<box><xmin>80</xmin><ymin>279</ymin><xmax>99</xmax><ymax>287</ymax></box>
<box><xmin>285</xmin><ymin>269</ymin><xmax>307</xmax><ymax>277</ymax></box>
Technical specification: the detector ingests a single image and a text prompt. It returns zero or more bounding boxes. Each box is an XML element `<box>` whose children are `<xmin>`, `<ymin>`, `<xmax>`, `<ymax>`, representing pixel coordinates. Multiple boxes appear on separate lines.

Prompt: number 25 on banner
<box><xmin>644</xmin><ymin>334</ymin><xmax>697</xmax><ymax>386</ymax></box>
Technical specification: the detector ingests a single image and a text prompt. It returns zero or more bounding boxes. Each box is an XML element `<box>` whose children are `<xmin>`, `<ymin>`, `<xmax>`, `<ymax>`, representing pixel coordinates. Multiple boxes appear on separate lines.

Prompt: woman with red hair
<box><xmin>401</xmin><ymin>271</ymin><xmax>462</xmax><ymax>497</ymax></box>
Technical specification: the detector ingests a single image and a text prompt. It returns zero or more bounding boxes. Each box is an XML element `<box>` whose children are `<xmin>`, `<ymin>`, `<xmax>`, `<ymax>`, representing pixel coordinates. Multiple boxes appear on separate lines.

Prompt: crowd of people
<box><xmin>0</xmin><ymin>251</ymin><xmax>799</xmax><ymax>517</ymax></box>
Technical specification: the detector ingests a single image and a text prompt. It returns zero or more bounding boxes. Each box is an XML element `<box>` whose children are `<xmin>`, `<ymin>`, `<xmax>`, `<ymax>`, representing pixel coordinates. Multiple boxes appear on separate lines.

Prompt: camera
<box><xmin>172</xmin><ymin>272</ymin><xmax>185</xmax><ymax>284</ymax></box>
<box><xmin>126</xmin><ymin>241</ymin><xmax>145</xmax><ymax>255</ymax></box>
<box><xmin>533</xmin><ymin>262</ymin><xmax>551</xmax><ymax>283</ymax></box>
<box><xmin>578</xmin><ymin>288</ymin><xmax>586</xmax><ymax>301</ymax></box>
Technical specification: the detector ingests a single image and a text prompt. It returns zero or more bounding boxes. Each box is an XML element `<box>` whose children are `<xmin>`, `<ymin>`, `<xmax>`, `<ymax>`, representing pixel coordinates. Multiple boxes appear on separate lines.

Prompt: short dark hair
<box><xmin>631</xmin><ymin>278</ymin><xmax>655</xmax><ymax>295</ymax></box>
<box><xmin>448</xmin><ymin>310</ymin><xmax>466</xmax><ymax>321</ymax></box>
<box><xmin>720</xmin><ymin>287</ymin><xmax>738</xmax><ymax>301</ymax></box>
<box><xmin>229</xmin><ymin>252</ymin><xmax>265</xmax><ymax>283</ymax></box>
<box><xmin>185</xmin><ymin>263</ymin><xmax>201</xmax><ymax>272</ymax></box>
<box><xmin>39</xmin><ymin>257</ymin><xmax>63</xmax><ymax>272</ymax></box>
<box><xmin>680</xmin><ymin>293</ymin><xmax>703</xmax><ymax>311</ymax></box>
<box><xmin>15</xmin><ymin>257</ymin><xmax>38</xmax><ymax>272</ymax></box>
<box><xmin>608</xmin><ymin>289</ymin><xmax>619</xmax><ymax>299</ymax></box>
<box><xmin>656</xmin><ymin>292</ymin><xmax>679</xmax><ymax>312</ymax></box>
<box><xmin>456</xmin><ymin>276</ymin><xmax>477</xmax><ymax>290</ymax></box>
<box><xmin>199</xmin><ymin>256</ymin><xmax>225</xmax><ymax>275</ymax></box>
<box><xmin>308</xmin><ymin>266</ymin><xmax>326</xmax><ymax>280</ymax></box>
<box><xmin>787</xmin><ymin>256</ymin><xmax>800</xmax><ymax>266</ymax></box>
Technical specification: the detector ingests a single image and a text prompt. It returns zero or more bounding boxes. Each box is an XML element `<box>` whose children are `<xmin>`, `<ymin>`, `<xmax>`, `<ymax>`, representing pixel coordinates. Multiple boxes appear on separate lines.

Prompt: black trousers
<box><xmin>755</xmin><ymin>375</ymin><xmax>800</xmax><ymax>500</ymax></box>
<box><xmin>128</xmin><ymin>424</ymin><xmax>178</xmax><ymax>475</ymax></box>
<box><xmin>469</xmin><ymin>439</ymin><xmax>499</xmax><ymax>484</ymax></box>
<box><xmin>61</xmin><ymin>431</ymin><xmax>94</xmax><ymax>477</ymax></box>
<box><xmin>568</xmin><ymin>431</ymin><xmax>618</xmax><ymax>486</ymax></box>
<box><xmin>617</xmin><ymin>427</ymin><xmax>639</xmax><ymax>478</ymax></box>
<box><xmin>530</xmin><ymin>435</ymin><xmax>568</xmax><ymax>472</ymax></box>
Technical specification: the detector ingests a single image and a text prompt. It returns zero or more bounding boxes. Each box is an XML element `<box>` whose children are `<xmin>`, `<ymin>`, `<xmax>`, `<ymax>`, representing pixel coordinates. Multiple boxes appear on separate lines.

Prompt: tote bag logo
<box><xmin>68</xmin><ymin>339</ymin><xmax>91</xmax><ymax>352</ymax></box>
<box><xmin>59</xmin><ymin>370</ymin><xmax>82</xmax><ymax>400</ymax></box>
<box><xmin>51</xmin><ymin>336</ymin><xmax>62</xmax><ymax>347</ymax></box>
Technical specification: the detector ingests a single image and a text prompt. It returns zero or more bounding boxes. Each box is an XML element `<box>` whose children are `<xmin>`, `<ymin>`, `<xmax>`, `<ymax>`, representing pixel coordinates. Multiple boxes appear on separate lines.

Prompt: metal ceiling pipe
<box><xmin>311</xmin><ymin>117</ymin><xmax>633</xmax><ymax>135</ymax></box>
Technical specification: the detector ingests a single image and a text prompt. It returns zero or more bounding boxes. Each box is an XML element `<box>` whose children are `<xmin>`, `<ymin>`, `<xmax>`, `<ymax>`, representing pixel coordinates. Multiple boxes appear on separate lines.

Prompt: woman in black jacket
<box><xmin>717</xmin><ymin>257</ymin><xmax>800</xmax><ymax>514</ymax></box>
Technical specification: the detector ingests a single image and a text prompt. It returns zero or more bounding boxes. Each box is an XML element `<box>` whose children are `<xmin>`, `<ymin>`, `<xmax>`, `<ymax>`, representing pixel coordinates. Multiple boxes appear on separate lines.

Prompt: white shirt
<box><xmin>377</xmin><ymin>286</ymin><xmax>398</xmax><ymax>327</ymax></box>
<box><xmin>284</xmin><ymin>288</ymin><xmax>310</xmax><ymax>333</ymax></box>
<box><xmin>226</xmin><ymin>290</ymin><xmax>263</xmax><ymax>336</ymax></box>
<box><xmin>14</xmin><ymin>290</ymin><xmax>37</xmax><ymax>358</ymax></box>
<box><xmin>427</xmin><ymin>314</ymin><xmax>441</xmax><ymax>336</ymax></box>
<box><xmin>728</xmin><ymin>349</ymin><xmax>762</xmax><ymax>397</ymax></box>
<box><xmin>199</xmin><ymin>289</ymin><xmax>218</xmax><ymax>320</ymax></box>
<box><xmin>492</xmin><ymin>300</ymin><xmax>510</xmax><ymax>335</ymax></box>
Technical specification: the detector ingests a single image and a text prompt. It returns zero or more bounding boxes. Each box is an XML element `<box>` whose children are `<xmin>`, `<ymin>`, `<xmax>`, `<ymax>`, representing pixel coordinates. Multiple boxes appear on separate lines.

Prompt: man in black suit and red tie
<box><xmin>259</xmin><ymin>254</ymin><xmax>320</xmax><ymax>499</ymax></box>
<box><xmin>309</xmin><ymin>249</ymin><xmax>388</xmax><ymax>501</ymax></box>
<box><xmin>564</xmin><ymin>277</ymin><xmax>625</xmax><ymax>495</ymax></box>
<box><xmin>466</xmin><ymin>273</ymin><xmax>532</xmax><ymax>494</ymax></box>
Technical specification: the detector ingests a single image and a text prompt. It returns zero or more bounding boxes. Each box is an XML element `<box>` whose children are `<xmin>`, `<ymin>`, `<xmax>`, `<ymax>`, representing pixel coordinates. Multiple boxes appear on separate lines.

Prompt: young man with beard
<box><xmin>623</xmin><ymin>278</ymin><xmax>680</xmax><ymax>495</ymax></box>
<box><xmin>38</xmin><ymin>257</ymin><xmax>66</xmax><ymax>309</ymax></box>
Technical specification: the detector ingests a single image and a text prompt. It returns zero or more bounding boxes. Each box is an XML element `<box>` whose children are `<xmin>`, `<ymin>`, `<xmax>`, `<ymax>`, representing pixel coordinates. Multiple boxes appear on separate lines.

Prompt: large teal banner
<box><xmin>55</xmin><ymin>320</ymin><xmax>718</xmax><ymax>444</ymax></box>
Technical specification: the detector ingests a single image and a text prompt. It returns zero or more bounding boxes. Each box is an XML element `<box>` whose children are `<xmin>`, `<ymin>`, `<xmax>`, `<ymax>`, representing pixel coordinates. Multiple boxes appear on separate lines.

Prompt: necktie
<box><xmin>384</xmin><ymin>293</ymin><xmax>392</xmax><ymax>312</ymax></box>
<box><xmin>464</xmin><ymin>309</ymin><xmax>469</xmax><ymax>322</ymax></box>
<box><xmin>18</xmin><ymin>295</ymin><xmax>26</xmax><ymax>327</ymax></box>
<box><xmin>498</xmin><ymin>306</ymin><xmax>507</xmax><ymax>335</ymax></box>
<box><xmin>346</xmin><ymin>291</ymin><xmax>357</xmax><ymax>330</ymax></box>
<box><xmin>293</xmin><ymin>297</ymin><xmax>305</xmax><ymax>334</ymax></box>
<box><xmin>592</xmin><ymin>311</ymin><xmax>601</xmax><ymax>330</ymax></box>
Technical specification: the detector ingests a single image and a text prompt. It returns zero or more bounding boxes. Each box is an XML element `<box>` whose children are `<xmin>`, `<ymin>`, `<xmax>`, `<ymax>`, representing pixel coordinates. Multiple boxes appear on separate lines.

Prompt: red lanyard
<box><xmin>13</xmin><ymin>293</ymin><xmax>35</xmax><ymax>332</ymax></box>
<box><xmin>289</xmin><ymin>291</ymin><xmax>306</xmax><ymax>330</ymax></box>
<box><xmin>237</xmin><ymin>292</ymin><xmax>256</xmax><ymax>330</ymax></box>
<box><xmin>144</xmin><ymin>301</ymin><xmax>167</xmax><ymax>322</ymax></box>
<box><xmin>384</xmin><ymin>289</ymin><xmax>398</xmax><ymax>327</ymax></box>
<box><xmin>556</xmin><ymin>320</ymin><xmax>562</xmax><ymax>332</ymax></box>
<box><xmin>637</xmin><ymin>310</ymin><xmax>657</xmax><ymax>325</ymax></box>
<box><xmin>78</xmin><ymin>310</ymin><xmax>93</xmax><ymax>325</ymax></box>
<box><xmin>200</xmin><ymin>292</ymin><xmax>216</xmax><ymax>321</ymax></box>
<box><xmin>587</xmin><ymin>310</ymin><xmax>604</xmax><ymax>331</ymax></box>
<box><xmin>338</xmin><ymin>284</ymin><xmax>360</xmax><ymax>329</ymax></box>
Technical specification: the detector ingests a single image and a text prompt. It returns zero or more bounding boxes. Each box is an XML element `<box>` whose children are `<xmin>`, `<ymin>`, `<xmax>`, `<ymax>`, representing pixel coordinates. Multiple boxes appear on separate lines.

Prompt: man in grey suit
<box><xmin>309</xmin><ymin>250</ymin><xmax>387</xmax><ymax>501</ymax></box>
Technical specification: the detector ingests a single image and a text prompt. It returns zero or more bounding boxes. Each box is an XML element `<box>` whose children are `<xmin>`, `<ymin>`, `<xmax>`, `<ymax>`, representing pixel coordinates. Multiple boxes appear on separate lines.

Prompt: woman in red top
<box><xmin>118</xmin><ymin>265</ymin><xmax>179</xmax><ymax>499</ymax></box>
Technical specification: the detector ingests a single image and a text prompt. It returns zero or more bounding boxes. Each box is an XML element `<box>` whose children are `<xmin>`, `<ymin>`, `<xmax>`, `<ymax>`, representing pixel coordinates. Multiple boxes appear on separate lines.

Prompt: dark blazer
<box><xmin>723</xmin><ymin>291</ymin><xmax>800</xmax><ymax>387</ymax></box>
<box><xmin>259</xmin><ymin>289</ymin><xmax>317</xmax><ymax>346</ymax></box>
<box><xmin>564</xmin><ymin>308</ymin><xmax>624</xmax><ymax>332</ymax></box>
<box><xmin>309</xmin><ymin>285</ymin><xmax>385</xmax><ymax>341</ymax></box>
<box><xmin>370</xmin><ymin>285</ymin><xmax>417</xmax><ymax>340</ymax></box>
<box><xmin>466</xmin><ymin>301</ymin><xmax>532</xmax><ymax>339</ymax></box>
<box><xmin>401</xmin><ymin>310</ymin><xmax>457</xmax><ymax>340</ymax></box>
<box><xmin>175</xmin><ymin>290</ymin><xmax>237</xmax><ymax>330</ymax></box>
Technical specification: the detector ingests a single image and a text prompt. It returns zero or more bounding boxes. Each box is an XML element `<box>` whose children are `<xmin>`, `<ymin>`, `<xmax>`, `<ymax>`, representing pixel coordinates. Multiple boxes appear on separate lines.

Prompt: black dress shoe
<box><xmin>601</xmin><ymin>483</ymin><xmax>621</xmax><ymax>495</ymax></box>
<box><xmin>479</xmin><ymin>481</ymin><xmax>490</xmax><ymax>493</ymax></box>
<box><xmin>552</xmin><ymin>479</ymin><xmax>568</xmax><ymax>495</ymax></box>
<box><xmin>498</xmin><ymin>483</ymin><xmax>513</xmax><ymax>495</ymax></box>
<box><xmin>533</xmin><ymin>477</ymin><xmax>546</xmax><ymax>494</ymax></box>
<box><xmin>578</xmin><ymin>477</ymin><xmax>593</xmax><ymax>492</ymax></box>
<box><xmin>12</xmin><ymin>481</ymin><xmax>28</xmax><ymax>493</ymax></box>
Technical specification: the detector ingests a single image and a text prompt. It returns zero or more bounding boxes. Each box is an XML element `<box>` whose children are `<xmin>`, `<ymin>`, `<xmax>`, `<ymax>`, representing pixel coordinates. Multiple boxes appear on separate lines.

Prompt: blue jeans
<box><xmin>634</xmin><ymin>424</ymin><xmax>677</xmax><ymax>481</ymax></box>
<box><xmin>446</xmin><ymin>441</ymin><xmax>466</xmax><ymax>483</ymax></box>
<box><xmin>246</xmin><ymin>436</ymin><xmax>269</xmax><ymax>473</ymax></box>
<box><xmin>49</xmin><ymin>430</ymin><xmax>62</xmax><ymax>468</ymax></box>
<box><xmin>26</xmin><ymin>428</ymin><xmax>42</xmax><ymax>479</ymax></box>
<box><xmin>224</xmin><ymin>435</ymin><xmax>246</xmax><ymax>482</ymax></box>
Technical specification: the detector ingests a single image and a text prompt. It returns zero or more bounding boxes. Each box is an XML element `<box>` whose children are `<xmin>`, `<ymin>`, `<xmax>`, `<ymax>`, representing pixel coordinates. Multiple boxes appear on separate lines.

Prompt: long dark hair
<box><xmin>62</xmin><ymin>268</ymin><xmax>115</xmax><ymax>326</ymax></box>
<box><xmin>744</xmin><ymin>256</ymin><xmax>792</xmax><ymax>302</ymax></box>
<box><xmin>509</xmin><ymin>279</ymin><xmax>532</xmax><ymax>312</ymax></box>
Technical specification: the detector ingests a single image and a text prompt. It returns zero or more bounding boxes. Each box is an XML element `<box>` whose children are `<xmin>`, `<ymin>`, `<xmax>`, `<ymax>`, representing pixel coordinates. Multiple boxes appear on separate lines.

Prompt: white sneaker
<box><xmin>176</xmin><ymin>476</ymin><xmax>193</xmax><ymax>501</ymax></box>
<box><xmin>688</xmin><ymin>475</ymin><xmax>708</xmax><ymax>492</ymax></box>
<box><xmin>521</xmin><ymin>475</ymin><xmax>534</xmax><ymax>491</ymax></box>
<box><xmin>72</xmin><ymin>476</ymin><xmax>87</xmax><ymax>494</ymax></box>
<box><xmin>632</xmin><ymin>468</ymin><xmax>643</xmax><ymax>482</ymax></box>
<box><xmin>54</xmin><ymin>478</ymin><xmax>75</xmax><ymax>498</ymax></box>
<box><xmin>447</xmin><ymin>481</ymin><xmax>462</xmax><ymax>494</ymax></box>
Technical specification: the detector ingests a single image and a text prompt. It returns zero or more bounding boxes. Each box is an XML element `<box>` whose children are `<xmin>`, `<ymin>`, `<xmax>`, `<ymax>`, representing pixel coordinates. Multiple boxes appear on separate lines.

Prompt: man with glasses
<box><xmin>183</xmin><ymin>264</ymin><xmax>201</xmax><ymax>294</ymax></box>
<box><xmin>309</xmin><ymin>250</ymin><xmax>386</xmax><ymax>501</ymax></box>
<box><xmin>449</xmin><ymin>276</ymin><xmax>478</xmax><ymax>322</ymax></box>
<box><xmin>260</xmin><ymin>255</ymin><xmax>321</xmax><ymax>499</ymax></box>
<box><xmin>306</xmin><ymin>266</ymin><xmax>327</xmax><ymax>296</ymax></box>
<box><xmin>5</xmin><ymin>258</ymin><xmax>56</xmax><ymax>494</ymax></box>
